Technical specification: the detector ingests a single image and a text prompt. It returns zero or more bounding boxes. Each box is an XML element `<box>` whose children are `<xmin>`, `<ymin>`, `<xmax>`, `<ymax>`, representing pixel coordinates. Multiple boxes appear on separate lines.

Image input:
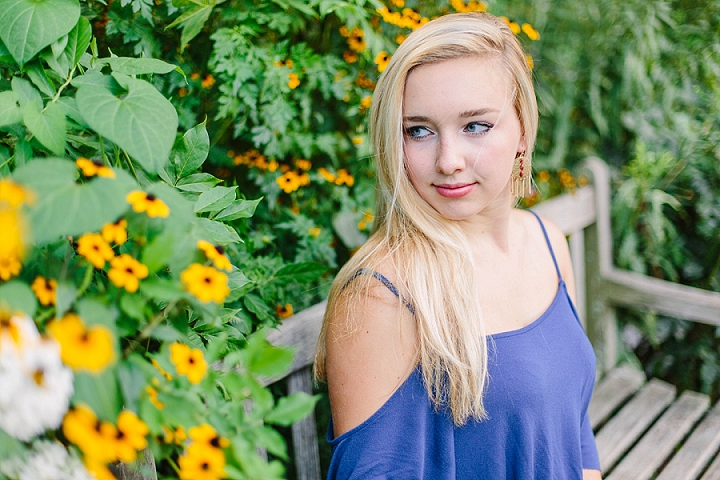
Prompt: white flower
<box><xmin>0</xmin><ymin>332</ymin><xmax>73</xmax><ymax>441</ymax></box>
<box><xmin>0</xmin><ymin>440</ymin><xmax>93</xmax><ymax>480</ymax></box>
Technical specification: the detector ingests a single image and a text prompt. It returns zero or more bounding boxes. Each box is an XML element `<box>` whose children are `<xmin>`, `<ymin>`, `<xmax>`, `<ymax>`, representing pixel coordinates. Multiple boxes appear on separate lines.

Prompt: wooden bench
<box><xmin>266</xmin><ymin>157</ymin><xmax>720</xmax><ymax>480</ymax></box>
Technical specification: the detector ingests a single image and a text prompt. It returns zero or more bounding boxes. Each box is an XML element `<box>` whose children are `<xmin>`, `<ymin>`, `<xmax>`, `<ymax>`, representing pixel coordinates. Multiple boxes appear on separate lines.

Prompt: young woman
<box><xmin>314</xmin><ymin>12</ymin><xmax>602</xmax><ymax>479</ymax></box>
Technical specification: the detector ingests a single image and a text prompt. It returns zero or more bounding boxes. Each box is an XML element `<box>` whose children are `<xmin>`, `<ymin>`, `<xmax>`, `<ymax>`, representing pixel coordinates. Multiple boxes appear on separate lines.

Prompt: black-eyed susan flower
<box><xmin>522</xmin><ymin>23</ymin><xmax>540</xmax><ymax>40</ymax></box>
<box><xmin>288</xmin><ymin>73</ymin><xmax>300</xmax><ymax>89</ymax></box>
<box><xmin>275</xmin><ymin>303</ymin><xmax>294</xmax><ymax>319</ymax></box>
<box><xmin>360</xmin><ymin>96</ymin><xmax>372</xmax><ymax>109</ymax></box>
<box><xmin>31</xmin><ymin>276</ymin><xmax>57</xmax><ymax>306</ymax></box>
<box><xmin>151</xmin><ymin>358</ymin><xmax>173</xmax><ymax>381</ymax></box>
<box><xmin>189</xmin><ymin>423</ymin><xmax>230</xmax><ymax>449</ymax></box>
<box><xmin>170</xmin><ymin>342</ymin><xmax>208</xmax><ymax>384</ymax></box>
<box><xmin>201</xmin><ymin>74</ymin><xmax>215</xmax><ymax>89</ymax></box>
<box><xmin>308</xmin><ymin>227</ymin><xmax>321</xmax><ymax>238</ymax></box>
<box><xmin>101</xmin><ymin>218</ymin><xmax>128</xmax><ymax>245</ymax></box>
<box><xmin>163</xmin><ymin>425</ymin><xmax>187</xmax><ymax>444</ymax></box>
<box><xmin>126</xmin><ymin>191</ymin><xmax>170</xmax><ymax>218</ymax></box>
<box><xmin>76</xmin><ymin>233</ymin><xmax>114</xmax><ymax>269</ymax></box>
<box><xmin>197</xmin><ymin>240</ymin><xmax>232</xmax><ymax>272</ymax></box>
<box><xmin>295</xmin><ymin>159</ymin><xmax>312</xmax><ymax>171</ymax></box>
<box><xmin>47</xmin><ymin>313</ymin><xmax>115</xmax><ymax>373</ymax></box>
<box><xmin>62</xmin><ymin>405</ymin><xmax>117</xmax><ymax>464</ymax></box>
<box><xmin>107</xmin><ymin>254</ymin><xmax>149</xmax><ymax>293</ymax></box>
<box><xmin>0</xmin><ymin>254</ymin><xmax>21</xmax><ymax>281</ymax></box>
<box><xmin>178</xmin><ymin>443</ymin><xmax>226</xmax><ymax>480</ymax></box>
<box><xmin>180</xmin><ymin>263</ymin><xmax>230</xmax><ymax>303</ymax></box>
<box><xmin>0</xmin><ymin>206</ymin><xmax>26</xmax><ymax>280</ymax></box>
<box><xmin>391</xmin><ymin>0</ymin><xmax>404</xmax><ymax>6</ymax></box>
<box><xmin>75</xmin><ymin>158</ymin><xmax>115</xmax><ymax>178</ymax></box>
<box><xmin>374</xmin><ymin>51</ymin><xmax>391</xmax><ymax>73</ymax></box>
<box><xmin>113</xmin><ymin>410</ymin><xmax>149</xmax><ymax>463</ymax></box>
<box><xmin>343</xmin><ymin>50</ymin><xmax>358</xmax><ymax>63</ymax></box>
<box><xmin>276</xmin><ymin>171</ymin><xmax>302</xmax><ymax>194</ymax></box>
<box><xmin>0</xmin><ymin>179</ymin><xmax>31</xmax><ymax>208</ymax></box>
<box><xmin>318</xmin><ymin>167</ymin><xmax>337</xmax><ymax>183</ymax></box>
<box><xmin>526</xmin><ymin>54</ymin><xmax>534</xmax><ymax>70</ymax></box>
<box><xmin>347</xmin><ymin>27</ymin><xmax>366</xmax><ymax>53</ymax></box>
<box><xmin>335</xmin><ymin>169</ymin><xmax>355</xmax><ymax>187</ymax></box>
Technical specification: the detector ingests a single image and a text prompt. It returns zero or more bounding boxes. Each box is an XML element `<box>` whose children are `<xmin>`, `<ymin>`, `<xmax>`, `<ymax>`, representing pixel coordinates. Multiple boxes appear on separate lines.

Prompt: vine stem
<box><xmin>50</xmin><ymin>66</ymin><xmax>77</xmax><ymax>105</ymax></box>
<box><xmin>138</xmin><ymin>299</ymin><xmax>179</xmax><ymax>340</ymax></box>
<box><xmin>124</xmin><ymin>151</ymin><xmax>140</xmax><ymax>183</ymax></box>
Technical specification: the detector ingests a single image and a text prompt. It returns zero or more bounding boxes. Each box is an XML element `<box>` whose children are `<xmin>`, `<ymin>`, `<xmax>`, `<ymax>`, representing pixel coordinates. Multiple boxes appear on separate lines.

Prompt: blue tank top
<box><xmin>326</xmin><ymin>212</ymin><xmax>600</xmax><ymax>479</ymax></box>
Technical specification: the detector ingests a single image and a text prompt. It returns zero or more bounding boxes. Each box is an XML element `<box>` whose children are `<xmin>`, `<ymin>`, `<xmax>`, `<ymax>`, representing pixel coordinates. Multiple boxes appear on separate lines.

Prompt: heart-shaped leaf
<box><xmin>103</xmin><ymin>57</ymin><xmax>178</xmax><ymax>76</ymax></box>
<box><xmin>22</xmin><ymin>101</ymin><xmax>66</xmax><ymax>155</ymax></box>
<box><xmin>0</xmin><ymin>91</ymin><xmax>22</xmax><ymax>127</ymax></box>
<box><xmin>0</xmin><ymin>0</ymin><xmax>80</xmax><ymax>65</ymax></box>
<box><xmin>76</xmin><ymin>76</ymin><xmax>178</xmax><ymax>173</ymax></box>
<box><xmin>173</xmin><ymin>120</ymin><xmax>209</xmax><ymax>179</ymax></box>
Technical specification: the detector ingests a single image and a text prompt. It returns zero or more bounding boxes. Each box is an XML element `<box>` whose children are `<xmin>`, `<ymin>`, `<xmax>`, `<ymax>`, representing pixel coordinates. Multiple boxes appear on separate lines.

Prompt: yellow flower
<box><xmin>113</xmin><ymin>410</ymin><xmax>149</xmax><ymax>462</ymax></box>
<box><xmin>526</xmin><ymin>54</ymin><xmax>534</xmax><ymax>70</ymax></box>
<box><xmin>308</xmin><ymin>227</ymin><xmax>321</xmax><ymax>238</ymax></box>
<box><xmin>360</xmin><ymin>96</ymin><xmax>372</xmax><ymax>109</ymax></box>
<box><xmin>391</xmin><ymin>0</ymin><xmax>404</xmax><ymax>6</ymax></box>
<box><xmin>522</xmin><ymin>23</ymin><xmax>540</xmax><ymax>40</ymax></box>
<box><xmin>275</xmin><ymin>303</ymin><xmax>294</xmax><ymax>319</ymax></box>
<box><xmin>295</xmin><ymin>159</ymin><xmax>312</xmax><ymax>171</ymax></box>
<box><xmin>343</xmin><ymin>50</ymin><xmax>358</xmax><ymax>63</ymax></box>
<box><xmin>374</xmin><ymin>51</ymin><xmax>391</xmax><ymax>73</ymax></box>
<box><xmin>347</xmin><ymin>27</ymin><xmax>366</xmax><ymax>53</ymax></box>
<box><xmin>152</xmin><ymin>358</ymin><xmax>173</xmax><ymax>381</ymax></box>
<box><xmin>201</xmin><ymin>74</ymin><xmax>215</xmax><ymax>89</ymax></box>
<box><xmin>75</xmin><ymin>158</ymin><xmax>115</xmax><ymax>178</ymax></box>
<box><xmin>335</xmin><ymin>169</ymin><xmax>355</xmax><ymax>187</ymax></box>
<box><xmin>31</xmin><ymin>276</ymin><xmax>57</xmax><ymax>306</ymax></box>
<box><xmin>145</xmin><ymin>386</ymin><xmax>164</xmax><ymax>409</ymax></box>
<box><xmin>538</xmin><ymin>170</ymin><xmax>551</xmax><ymax>182</ymax></box>
<box><xmin>181</xmin><ymin>263</ymin><xmax>230</xmax><ymax>303</ymax></box>
<box><xmin>395</xmin><ymin>34</ymin><xmax>407</xmax><ymax>44</ymax></box>
<box><xmin>126</xmin><ymin>191</ymin><xmax>170</xmax><ymax>218</ymax></box>
<box><xmin>76</xmin><ymin>233</ymin><xmax>114</xmax><ymax>269</ymax></box>
<box><xmin>190</xmin><ymin>72</ymin><xmax>201</xmax><ymax>80</ymax></box>
<box><xmin>317</xmin><ymin>167</ymin><xmax>337</xmax><ymax>183</ymax></box>
<box><xmin>297</xmin><ymin>171</ymin><xmax>310</xmax><ymax>187</ymax></box>
<box><xmin>62</xmin><ymin>405</ymin><xmax>117</xmax><ymax>463</ymax></box>
<box><xmin>47</xmin><ymin>313</ymin><xmax>115</xmax><ymax>373</ymax></box>
<box><xmin>197</xmin><ymin>240</ymin><xmax>232</xmax><ymax>272</ymax></box>
<box><xmin>178</xmin><ymin>443</ymin><xmax>226</xmax><ymax>480</ymax></box>
<box><xmin>0</xmin><ymin>179</ymin><xmax>31</xmax><ymax>208</ymax></box>
<box><xmin>0</xmin><ymin>254</ymin><xmax>21</xmax><ymax>281</ymax></box>
<box><xmin>351</xmin><ymin>136</ymin><xmax>364</xmax><ymax>145</ymax></box>
<box><xmin>0</xmin><ymin>206</ymin><xmax>26</xmax><ymax>280</ymax></box>
<box><xmin>276</xmin><ymin>171</ymin><xmax>302</xmax><ymax>194</ymax></box>
<box><xmin>101</xmin><ymin>218</ymin><xmax>128</xmax><ymax>245</ymax></box>
<box><xmin>288</xmin><ymin>73</ymin><xmax>300</xmax><ymax>89</ymax></box>
<box><xmin>108</xmin><ymin>254</ymin><xmax>148</xmax><ymax>293</ymax></box>
<box><xmin>170</xmin><ymin>342</ymin><xmax>208</xmax><ymax>384</ymax></box>
<box><xmin>189</xmin><ymin>424</ymin><xmax>230</xmax><ymax>449</ymax></box>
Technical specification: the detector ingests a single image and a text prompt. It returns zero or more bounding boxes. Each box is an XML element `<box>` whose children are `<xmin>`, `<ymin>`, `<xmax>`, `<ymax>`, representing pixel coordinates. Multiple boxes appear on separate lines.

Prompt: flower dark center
<box><xmin>146</xmin><ymin>194</ymin><xmax>157</xmax><ymax>201</ymax></box>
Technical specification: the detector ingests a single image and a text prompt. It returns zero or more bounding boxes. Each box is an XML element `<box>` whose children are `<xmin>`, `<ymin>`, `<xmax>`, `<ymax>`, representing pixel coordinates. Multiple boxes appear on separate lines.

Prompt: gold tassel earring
<box><xmin>510</xmin><ymin>151</ymin><xmax>532</xmax><ymax>197</ymax></box>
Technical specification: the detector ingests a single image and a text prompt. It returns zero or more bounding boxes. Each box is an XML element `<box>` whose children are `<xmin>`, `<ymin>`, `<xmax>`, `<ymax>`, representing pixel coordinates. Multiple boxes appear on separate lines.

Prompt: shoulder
<box><xmin>324</xmin><ymin>258</ymin><xmax>418</xmax><ymax>437</ymax></box>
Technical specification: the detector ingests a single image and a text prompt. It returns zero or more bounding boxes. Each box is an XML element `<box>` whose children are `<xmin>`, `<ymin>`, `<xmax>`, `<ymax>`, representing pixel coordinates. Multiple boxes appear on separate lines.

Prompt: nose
<box><xmin>435</xmin><ymin>135</ymin><xmax>465</xmax><ymax>175</ymax></box>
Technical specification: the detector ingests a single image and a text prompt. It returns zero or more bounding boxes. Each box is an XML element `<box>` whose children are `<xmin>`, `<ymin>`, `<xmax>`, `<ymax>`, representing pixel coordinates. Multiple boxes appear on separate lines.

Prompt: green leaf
<box><xmin>196</xmin><ymin>217</ymin><xmax>242</xmax><ymax>244</ymax></box>
<box><xmin>76</xmin><ymin>298</ymin><xmax>118</xmax><ymax>331</ymax></box>
<box><xmin>0</xmin><ymin>0</ymin><xmax>80</xmax><ymax>65</ymax></box>
<box><xmin>103</xmin><ymin>57</ymin><xmax>178</xmax><ymax>75</ymax></box>
<box><xmin>243</xmin><ymin>293</ymin><xmax>273</xmax><ymax>322</ymax></box>
<box><xmin>55</xmin><ymin>281</ymin><xmax>77</xmax><ymax>317</ymax></box>
<box><xmin>194</xmin><ymin>186</ymin><xmax>236</xmax><ymax>214</ymax></box>
<box><xmin>75</xmin><ymin>76</ymin><xmax>178</xmax><ymax>173</ymax></box>
<box><xmin>120</xmin><ymin>293</ymin><xmax>146</xmax><ymax>321</ymax></box>
<box><xmin>117</xmin><ymin>358</ymin><xmax>146</xmax><ymax>410</ymax></box>
<box><xmin>65</xmin><ymin>16</ymin><xmax>91</xmax><ymax>66</ymax></box>
<box><xmin>12</xmin><ymin>158</ymin><xmax>137</xmax><ymax>245</ymax></box>
<box><xmin>11</xmin><ymin>77</ymin><xmax>42</xmax><ymax>109</ymax></box>
<box><xmin>0</xmin><ymin>281</ymin><xmax>37</xmax><ymax>317</ymax></box>
<box><xmin>71</xmin><ymin>71</ymin><xmax>124</xmax><ymax>94</ymax></box>
<box><xmin>214</xmin><ymin>198</ymin><xmax>261</xmax><ymax>221</ymax></box>
<box><xmin>25</xmin><ymin>62</ymin><xmax>55</xmax><ymax>97</ymax></box>
<box><xmin>0</xmin><ymin>91</ymin><xmax>22</xmax><ymax>128</ymax></box>
<box><xmin>139</xmin><ymin>278</ymin><xmax>183</xmax><ymax>303</ymax></box>
<box><xmin>73</xmin><ymin>368</ymin><xmax>122</xmax><ymax>422</ymax></box>
<box><xmin>22</xmin><ymin>101</ymin><xmax>66</xmax><ymax>155</ymax></box>
<box><xmin>250</xmin><ymin>344</ymin><xmax>294</xmax><ymax>378</ymax></box>
<box><xmin>167</xmin><ymin>1</ymin><xmax>215</xmax><ymax>49</ymax></box>
<box><xmin>141</xmin><ymin>231</ymin><xmax>176</xmax><ymax>274</ymax></box>
<box><xmin>149</xmin><ymin>324</ymin><xmax>187</xmax><ymax>342</ymax></box>
<box><xmin>0</xmin><ymin>429</ymin><xmax>25</xmax><ymax>462</ymax></box>
<box><xmin>275</xmin><ymin>261</ymin><xmax>328</xmax><ymax>283</ymax></box>
<box><xmin>173</xmin><ymin>120</ymin><xmax>210</xmax><ymax>178</ymax></box>
<box><xmin>264</xmin><ymin>392</ymin><xmax>319</xmax><ymax>426</ymax></box>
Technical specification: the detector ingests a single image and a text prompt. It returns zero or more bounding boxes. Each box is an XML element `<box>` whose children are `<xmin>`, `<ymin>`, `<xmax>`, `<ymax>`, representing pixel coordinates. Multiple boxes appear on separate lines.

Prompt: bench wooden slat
<box><xmin>588</xmin><ymin>365</ymin><xmax>646</xmax><ymax>430</ymax></box>
<box><xmin>701</xmin><ymin>454</ymin><xmax>720</xmax><ymax>480</ymax></box>
<box><xmin>595</xmin><ymin>378</ymin><xmax>676</xmax><ymax>472</ymax></box>
<box><xmin>606</xmin><ymin>390</ymin><xmax>709</xmax><ymax>480</ymax></box>
<box><xmin>657</xmin><ymin>401</ymin><xmax>720</xmax><ymax>480</ymax></box>
<box><xmin>288</xmin><ymin>367</ymin><xmax>322</xmax><ymax>480</ymax></box>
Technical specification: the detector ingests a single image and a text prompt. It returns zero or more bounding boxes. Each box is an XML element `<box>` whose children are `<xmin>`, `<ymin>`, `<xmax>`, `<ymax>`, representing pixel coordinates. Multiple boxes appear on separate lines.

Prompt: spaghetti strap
<box><xmin>528</xmin><ymin>210</ymin><xmax>563</xmax><ymax>282</ymax></box>
<box><xmin>342</xmin><ymin>268</ymin><xmax>416</xmax><ymax>314</ymax></box>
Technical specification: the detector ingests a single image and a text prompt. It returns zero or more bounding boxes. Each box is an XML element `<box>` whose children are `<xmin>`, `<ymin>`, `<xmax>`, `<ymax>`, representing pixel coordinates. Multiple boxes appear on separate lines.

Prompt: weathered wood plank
<box><xmin>595</xmin><ymin>379</ymin><xmax>676</xmax><ymax>473</ymax></box>
<box><xmin>568</xmin><ymin>230</ymin><xmax>587</xmax><ymax>328</ymax></box>
<box><xmin>288</xmin><ymin>368</ymin><xmax>322</xmax><ymax>480</ymax></box>
<box><xmin>606</xmin><ymin>390</ymin><xmax>709</xmax><ymax>480</ymax></box>
<box><xmin>532</xmin><ymin>184</ymin><xmax>596</xmax><ymax>235</ymax></box>
<box><xmin>115</xmin><ymin>450</ymin><xmax>158</xmax><ymax>480</ymax></box>
<box><xmin>589</xmin><ymin>365</ymin><xmax>645</xmax><ymax>430</ymax></box>
<box><xmin>605</xmin><ymin>269</ymin><xmax>720</xmax><ymax>327</ymax></box>
<box><xmin>700</xmin><ymin>454</ymin><xmax>720</xmax><ymax>480</ymax></box>
<box><xmin>658</xmin><ymin>401</ymin><xmax>720</xmax><ymax>480</ymax></box>
<box><xmin>265</xmin><ymin>300</ymin><xmax>327</xmax><ymax>383</ymax></box>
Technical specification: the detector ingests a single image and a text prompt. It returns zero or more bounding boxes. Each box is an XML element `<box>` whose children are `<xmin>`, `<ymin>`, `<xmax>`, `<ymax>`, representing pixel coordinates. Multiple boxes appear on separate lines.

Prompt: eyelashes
<box><xmin>403</xmin><ymin>122</ymin><xmax>494</xmax><ymax>140</ymax></box>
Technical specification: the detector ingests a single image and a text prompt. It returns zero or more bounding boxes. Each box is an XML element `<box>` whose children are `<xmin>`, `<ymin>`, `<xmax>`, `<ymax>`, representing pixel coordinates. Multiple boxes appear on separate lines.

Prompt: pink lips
<box><xmin>434</xmin><ymin>183</ymin><xmax>475</xmax><ymax>198</ymax></box>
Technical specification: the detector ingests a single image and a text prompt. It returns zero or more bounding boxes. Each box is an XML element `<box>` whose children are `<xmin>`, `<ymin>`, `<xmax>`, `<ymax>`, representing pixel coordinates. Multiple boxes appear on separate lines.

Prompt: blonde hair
<box><xmin>314</xmin><ymin>12</ymin><xmax>538</xmax><ymax>425</ymax></box>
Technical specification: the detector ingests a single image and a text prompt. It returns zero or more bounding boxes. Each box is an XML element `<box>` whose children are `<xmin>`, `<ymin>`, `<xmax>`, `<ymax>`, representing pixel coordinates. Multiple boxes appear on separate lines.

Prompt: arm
<box><xmin>325</xmin><ymin>276</ymin><xmax>418</xmax><ymax>436</ymax></box>
<box><xmin>583</xmin><ymin>469</ymin><xmax>602</xmax><ymax>480</ymax></box>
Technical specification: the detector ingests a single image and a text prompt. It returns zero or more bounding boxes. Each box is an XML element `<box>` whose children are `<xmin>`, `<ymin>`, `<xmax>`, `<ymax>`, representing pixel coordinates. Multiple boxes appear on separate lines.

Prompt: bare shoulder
<box><xmin>324</xmin><ymin>261</ymin><xmax>418</xmax><ymax>437</ymax></box>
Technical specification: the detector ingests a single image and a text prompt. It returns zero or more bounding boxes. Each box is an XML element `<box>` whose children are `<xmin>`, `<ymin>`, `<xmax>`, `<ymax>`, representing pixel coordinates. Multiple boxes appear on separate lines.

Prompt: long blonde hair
<box><xmin>314</xmin><ymin>12</ymin><xmax>538</xmax><ymax>425</ymax></box>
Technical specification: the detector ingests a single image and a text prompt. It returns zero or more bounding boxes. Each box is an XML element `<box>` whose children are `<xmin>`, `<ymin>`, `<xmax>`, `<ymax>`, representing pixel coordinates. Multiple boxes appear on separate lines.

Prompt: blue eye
<box><xmin>405</xmin><ymin>125</ymin><xmax>432</xmax><ymax>139</ymax></box>
<box><xmin>465</xmin><ymin>122</ymin><xmax>492</xmax><ymax>135</ymax></box>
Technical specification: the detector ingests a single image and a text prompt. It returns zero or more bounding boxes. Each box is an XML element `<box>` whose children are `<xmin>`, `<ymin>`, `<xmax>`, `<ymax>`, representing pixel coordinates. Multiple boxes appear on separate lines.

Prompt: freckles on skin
<box><xmin>401</xmin><ymin>56</ymin><xmax>526</xmax><ymax>221</ymax></box>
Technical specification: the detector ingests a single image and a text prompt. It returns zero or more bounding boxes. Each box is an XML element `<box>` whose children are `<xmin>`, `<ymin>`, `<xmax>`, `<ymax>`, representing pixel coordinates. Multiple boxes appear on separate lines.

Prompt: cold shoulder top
<box><xmin>326</xmin><ymin>212</ymin><xmax>601</xmax><ymax>479</ymax></box>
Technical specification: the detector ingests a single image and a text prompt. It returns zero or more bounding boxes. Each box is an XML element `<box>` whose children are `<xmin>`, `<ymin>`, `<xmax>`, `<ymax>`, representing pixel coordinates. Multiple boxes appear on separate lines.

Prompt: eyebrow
<box><xmin>403</xmin><ymin>108</ymin><xmax>499</xmax><ymax>122</ymax></box>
